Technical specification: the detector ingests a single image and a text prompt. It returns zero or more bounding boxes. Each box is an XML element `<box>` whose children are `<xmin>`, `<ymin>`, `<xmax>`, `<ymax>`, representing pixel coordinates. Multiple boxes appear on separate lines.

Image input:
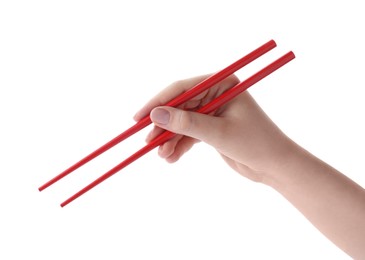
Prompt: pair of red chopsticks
<box><xmin>39</xmin><ymin>39</ymin><xmax>295</xmax><ymax>207</ymax></box>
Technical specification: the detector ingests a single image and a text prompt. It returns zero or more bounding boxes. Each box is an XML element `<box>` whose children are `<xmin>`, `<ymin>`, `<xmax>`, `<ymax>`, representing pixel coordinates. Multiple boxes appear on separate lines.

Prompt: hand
<box><xmin>134</xmin><ymin>74</ymin><xmax>294</xmax><ymax>183</ymax></box>
<box><xmin>135</xmin><ymin>74</ymin><xmax>365</xmax><ymax>258</ymax></box>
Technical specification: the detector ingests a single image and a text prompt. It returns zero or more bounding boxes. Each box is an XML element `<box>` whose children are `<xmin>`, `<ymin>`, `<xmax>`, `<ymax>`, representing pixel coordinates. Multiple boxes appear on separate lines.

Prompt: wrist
<box><xmin>260</xmin><ymin>138</ymin><xmax>304</xmax><ymax>189</ymax></box>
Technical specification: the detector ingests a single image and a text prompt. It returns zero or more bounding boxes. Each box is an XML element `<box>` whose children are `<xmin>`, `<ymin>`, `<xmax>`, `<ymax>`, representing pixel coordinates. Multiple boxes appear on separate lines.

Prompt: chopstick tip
<box><xmin>60</xmin><ymin>197</ymin><xmax>73</xmax><ymax>207</ymax></box>
<box><xmin>290</xmin><ymin>51</ymin><xmax>296</xmax><ymax>58</ymax></box>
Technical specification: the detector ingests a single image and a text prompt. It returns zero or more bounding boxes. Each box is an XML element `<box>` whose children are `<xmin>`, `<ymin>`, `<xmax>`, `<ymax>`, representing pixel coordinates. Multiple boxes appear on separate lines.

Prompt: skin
<box><xmin>134</xmin><ymin>75</ymin><xmax>365</xmax><ymax>258</ymax></box>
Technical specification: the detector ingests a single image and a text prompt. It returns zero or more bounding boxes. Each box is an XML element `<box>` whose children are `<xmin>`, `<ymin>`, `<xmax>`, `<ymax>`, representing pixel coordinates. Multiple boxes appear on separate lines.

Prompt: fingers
<box><xmin>146</xmin><ymin>121</ymin><xmax>200</xmax><ymax>163</ymax></box>
<box><xmin>157</xmin><ymin>134</ymin><xmax>198</xmax><ymax>163</ymax></box>
<box><xmin>164</xmin><ymin>137</ymin><xmax>199</xmax><ymax>163</ymax></box>
<box><xmin>158</xmin><ymin>134</ymin><xmax>183</xmax><ymax>158</ymax></box>
<box><xmin>133</xmin><ymin>75</ymin><xmax>210</xmax><ymax>121</ymax></box>
<box><xmin>133</xmin><ymin>74</ymin><xmax>240</xmax><ymax>121</ymax></box>
<box><xmin>135</xmin><ymin>73</ymin><xmax>240</xmax><ymax>164</ymax></box>
<box><xmin>145</xmin><ymin>125</ymin><xmax>165</xmax><ymax>143</ymax></box>
<box><xmin>150</xmin><ymin>106</ymin><xmax>226</xmax><ymax>149</ymax></box>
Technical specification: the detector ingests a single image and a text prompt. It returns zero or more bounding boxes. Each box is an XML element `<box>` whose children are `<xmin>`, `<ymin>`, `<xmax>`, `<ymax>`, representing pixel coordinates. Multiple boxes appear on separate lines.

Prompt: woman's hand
<box><xmin>135</xmin><ymin>74</ymin><xmax>365</xmax><ymax>258</ymax></box>
<box><xmin>134</xmin><ymin>74</ymin><xmax>294</xmax><ymax>183</ymax></box>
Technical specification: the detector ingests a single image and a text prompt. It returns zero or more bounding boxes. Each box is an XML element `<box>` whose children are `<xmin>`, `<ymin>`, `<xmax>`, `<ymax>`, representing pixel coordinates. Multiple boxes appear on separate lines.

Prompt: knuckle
<box><xmin>169</xmin><ymin>79</ymin><xmax>184</xmax><ymax>90</ymax></box>
<box><xmin>178</xmin><ymin>110</ymin><xmax>193</xmax><ymax>132</ymax></box>
<box><xmin>228</xmin><ymin>74</ymin><xmax>240</xmax><ymax>85</ymax></box>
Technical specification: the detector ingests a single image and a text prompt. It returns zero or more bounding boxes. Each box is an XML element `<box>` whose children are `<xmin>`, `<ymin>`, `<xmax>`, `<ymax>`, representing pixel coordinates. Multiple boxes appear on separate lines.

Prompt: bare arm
<box><xmin>263</xmin><ymin>142</ymin><xmax>365</xmax><ymax>258</ymax></box>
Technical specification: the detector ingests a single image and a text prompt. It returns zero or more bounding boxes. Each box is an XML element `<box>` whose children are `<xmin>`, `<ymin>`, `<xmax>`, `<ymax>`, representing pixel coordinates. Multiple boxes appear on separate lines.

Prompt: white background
<box><xmin>0</xmin><ymin>1</ymin><xmax>364</xmax><ymax>259</ymax></box>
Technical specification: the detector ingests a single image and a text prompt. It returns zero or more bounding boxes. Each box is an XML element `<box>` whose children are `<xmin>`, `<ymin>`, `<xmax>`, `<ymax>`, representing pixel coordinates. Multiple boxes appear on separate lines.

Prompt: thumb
<box><xmin>150</xmin><ymin>106</ymin><xmax>225</xmax><ymax>147</ymax></box>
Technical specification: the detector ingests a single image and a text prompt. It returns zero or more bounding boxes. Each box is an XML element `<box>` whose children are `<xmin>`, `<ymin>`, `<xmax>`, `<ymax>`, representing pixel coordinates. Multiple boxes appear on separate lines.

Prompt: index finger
<box><xmin>133</xmin><ymin>74</ymin><xmax>239</xmax><ymax>121</ymax></box>
<box><xmin>133</xmin><ymin>74</ymin><xmax>209</xmax><ymax>121</ymax></box>
<box><xmin>133</xmin><ymin>40</ymin><xmax>277</xmax><ymax>121</ymax></box>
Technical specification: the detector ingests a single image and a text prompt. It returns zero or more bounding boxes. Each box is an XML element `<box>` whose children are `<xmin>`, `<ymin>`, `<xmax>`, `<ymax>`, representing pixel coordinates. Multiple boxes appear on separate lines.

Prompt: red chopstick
<box><xmin>60</xmin><ymin>51</ymin><xmax>295</xmax><ymax>207</ymax></box>
<box><xmin>38</xmin><ymin>40</ymin><xmax>276</xmax><ymax>192</ymax></box>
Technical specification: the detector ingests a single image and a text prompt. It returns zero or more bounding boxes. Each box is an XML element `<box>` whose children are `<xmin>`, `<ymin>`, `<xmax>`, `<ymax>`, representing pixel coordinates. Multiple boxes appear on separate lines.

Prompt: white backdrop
<box><xmin>0</xmin><ymin>1</ymin><xmax>364</xmax><ymax>259</ymax></box>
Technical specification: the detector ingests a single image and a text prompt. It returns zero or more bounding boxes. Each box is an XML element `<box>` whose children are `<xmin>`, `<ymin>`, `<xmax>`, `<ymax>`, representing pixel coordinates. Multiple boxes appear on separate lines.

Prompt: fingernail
<box><xmin>151</xmin><ymin>108</ymin><xmax>170</xmax><ymax>125</ymax></box>
<box><xmin>145</xmin><ymin>130</ymin><xmax>153</xmax><ymax>142</ymax></box>
<box><xmin>133</xmin><ymin>111</ymin><xmax>141</xmax><ymax>121</ymax></box>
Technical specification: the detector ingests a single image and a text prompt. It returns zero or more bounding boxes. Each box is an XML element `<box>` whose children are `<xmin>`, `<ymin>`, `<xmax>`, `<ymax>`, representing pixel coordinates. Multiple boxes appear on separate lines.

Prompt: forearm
<box><xmin>263</xmin><ymin>141</ymin><xmax>365</xmax><ymax>258</ymax></box>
